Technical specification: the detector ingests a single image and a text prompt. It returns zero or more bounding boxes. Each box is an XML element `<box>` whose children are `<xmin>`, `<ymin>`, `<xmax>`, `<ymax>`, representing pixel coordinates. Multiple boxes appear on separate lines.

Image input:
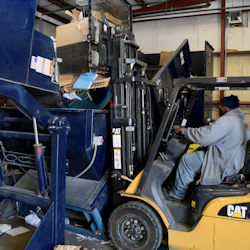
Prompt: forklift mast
<box><xmin>110</xmin><ymin>35</ymin><xmax>154</xmax><ymax>198</ymax></box>
<box><xmin>72</xmin><ymin>0</ymin><xmax>157</xmax><ymax>197</ymax></box>
<box><xmin>78</xmin><ymin>1</ymin><xmax>203</xmax><ymax>199</ymax></box>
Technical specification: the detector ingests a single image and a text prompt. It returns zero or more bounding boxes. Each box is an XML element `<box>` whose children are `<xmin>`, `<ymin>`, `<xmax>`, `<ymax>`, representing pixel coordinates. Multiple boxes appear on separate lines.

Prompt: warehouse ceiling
<box><xmin>36</xmin><ymin>0</ymin><xmax>216</xmax><ymax>25</ymax></box>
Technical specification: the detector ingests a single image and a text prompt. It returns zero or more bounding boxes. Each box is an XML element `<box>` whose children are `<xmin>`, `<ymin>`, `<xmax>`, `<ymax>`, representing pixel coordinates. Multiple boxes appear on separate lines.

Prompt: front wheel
<box><xmin>108</xmin><ymin>201</ymin><xmax>163</xmax><ymax>250</ymax></box>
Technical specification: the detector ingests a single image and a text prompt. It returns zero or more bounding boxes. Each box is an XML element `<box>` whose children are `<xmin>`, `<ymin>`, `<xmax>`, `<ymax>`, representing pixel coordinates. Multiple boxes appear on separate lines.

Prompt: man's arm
<box><xmin>180</xmin><ymin>117</ymin><xmax>231</xmax><ymax>147</ymax></box>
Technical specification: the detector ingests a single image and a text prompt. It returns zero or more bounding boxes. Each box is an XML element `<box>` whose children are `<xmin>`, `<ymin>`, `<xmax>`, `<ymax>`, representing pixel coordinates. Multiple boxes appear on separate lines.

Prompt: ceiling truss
<box><xmin>36</xmin><ymin>0</ymin><xmax>217</xmax><ymax>25</ymax></box>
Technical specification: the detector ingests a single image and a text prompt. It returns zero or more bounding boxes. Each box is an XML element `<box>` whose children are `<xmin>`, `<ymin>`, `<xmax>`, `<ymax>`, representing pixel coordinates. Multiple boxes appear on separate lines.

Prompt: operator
<box><xmin>163</xmin><ymin>95</ymin><xmax>250</xmax><ymax>201</ymax></box>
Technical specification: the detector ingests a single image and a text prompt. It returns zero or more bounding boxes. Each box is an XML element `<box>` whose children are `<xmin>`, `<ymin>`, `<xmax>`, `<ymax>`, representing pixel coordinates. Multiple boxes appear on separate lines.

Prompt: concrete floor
<box><xmin>65</xmin><ymin>231</ymin><xmax>170</xmax><ymax>250</ymax></box>
<box><xmin>65</xmin><ymin>231</ymin><xmax>115</xmax><ymax>250</ymax></box>
<box><xmin>0</xmin><ymin>216</ymin><xmax>35</xmax><ymax>250</ymax></box>
<box><xmin>0</xmin><ymin>215</ymin><xmax>170</xmax><ymax>250</ymax></box>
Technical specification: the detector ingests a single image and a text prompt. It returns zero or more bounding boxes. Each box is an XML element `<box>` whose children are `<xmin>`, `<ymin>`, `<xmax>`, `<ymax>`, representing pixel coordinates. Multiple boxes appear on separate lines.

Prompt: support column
<box><xmin>49</xmin><ymin>116</ymin><xmax>70</xmax><ymax>245</ymax></box>
<box><xmin>220</xmin><ymin>0</ymin><xmax>226</xmax><ymax>100</ymax></box>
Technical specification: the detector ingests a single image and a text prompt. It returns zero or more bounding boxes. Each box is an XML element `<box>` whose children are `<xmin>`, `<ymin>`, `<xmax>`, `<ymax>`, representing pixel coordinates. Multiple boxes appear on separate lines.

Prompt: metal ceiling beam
<box><xmin>46</xmin><ymin>0</ymin><xmax>75</xmax><ymax>9</ymax></box>
<box><xmin>135</xmin><ymin>0</ymin><xmax>147</xmax><ymax>8</ymax></box>
<box><xmin>37</xmin><ymin>6</ymin><xmax>69</xmax><ymax>24</ymax></box>
<box><xmin>133</xmin><ymin>0</ymin><xmax>216</xmax><ymax>15</ymax></box>
<box><xmin>36</xmin><ymin>11</ymin><xmax>65</xmax><ymax>26</ymax></box>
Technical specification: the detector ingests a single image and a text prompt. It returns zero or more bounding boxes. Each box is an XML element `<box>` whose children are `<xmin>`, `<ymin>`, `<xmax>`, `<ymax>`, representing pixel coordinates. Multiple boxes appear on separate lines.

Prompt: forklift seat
<box><xmin>240</xmin><ymin>140</ymin><xmax>250</xmax><ymax>179</ymax></box>
<box><xmin>191</xmin><ymin>141</ymin><xmax>250</xmax><ymax>220</ymax></box>
<box><xmin>222</xmin><ymin>140</ymin><xmax>250</xmax><ymax>183</ymax></box>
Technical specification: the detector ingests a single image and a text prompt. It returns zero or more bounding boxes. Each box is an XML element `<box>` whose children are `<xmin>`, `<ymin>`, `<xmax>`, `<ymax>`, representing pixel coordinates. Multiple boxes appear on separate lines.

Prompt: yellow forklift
<box><xmin>0</xmin><ymin>1</ymin><xmax>249</xmax><ymax>249</ymax></box>
<box><xmin>53</xmin><ymin>2</ymin><xmax>250</xmax><ymax>248</ymax></box>
<box><xmin>108</xmin><ymin>39</ymin><xmax>250</xmax><ymax>250</ymax></box>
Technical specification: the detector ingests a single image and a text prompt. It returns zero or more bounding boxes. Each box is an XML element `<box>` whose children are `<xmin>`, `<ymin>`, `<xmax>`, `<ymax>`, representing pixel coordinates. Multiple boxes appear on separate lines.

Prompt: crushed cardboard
<box><xmin>73</xmin><ymin>73</ymin><xmax>110</xmax><ymax>90</ymax></box>
<box><xmin>56</xmin><ymin>19</ymin><xmax>88</xmax><ymax>48</ymax></box>
<box><xmin>59</xmin><ymin>74</ymin><xmax>80</xmax><ymax>87</ymax></box>
<box><xmin>92</xmin><ymin>11</ymin><xmax>122</xmax><ymax>26</ymax></box>
<box><xmin>62</xmin><ymin>74</ymin><xmax>110</xmax><ymax>93</ymax></box>
<box><xmin>90</xmin><ymin>76</ymin><xmax>110</xmax><ymax>89</ymax></box>
<box><xmin>63</xmin><ymin>84</ymin><xmax>75</xmax><ymax>93</ymax></box>
<box><xmin>57</xmin><ymin>9</ymin><xmax>113</xmax><ymax>91</ymax></box>
<box><xmin>65</xmin><ymin>9</ymin><xmax>81</xmax><ymax>23</ymax></box>
<box><xmin>54</xmin><ymin>245</ymin><xmax>82</xmax><ymax>250</ymax></box>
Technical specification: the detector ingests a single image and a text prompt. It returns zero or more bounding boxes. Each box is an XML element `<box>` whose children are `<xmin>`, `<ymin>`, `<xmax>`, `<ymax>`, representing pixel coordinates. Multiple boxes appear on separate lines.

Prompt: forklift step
<box><xmin>169</xmin><ymin>223</ymin><xmax>192</xmax><ymax>232</ymax></box>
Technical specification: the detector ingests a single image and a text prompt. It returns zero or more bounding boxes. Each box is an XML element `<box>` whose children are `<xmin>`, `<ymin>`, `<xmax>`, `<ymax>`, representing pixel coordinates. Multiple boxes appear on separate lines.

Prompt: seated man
<box><xmin>164</xmin><ymin>95</ymin><xmax>250</xmax><ymax>201</ymax></box>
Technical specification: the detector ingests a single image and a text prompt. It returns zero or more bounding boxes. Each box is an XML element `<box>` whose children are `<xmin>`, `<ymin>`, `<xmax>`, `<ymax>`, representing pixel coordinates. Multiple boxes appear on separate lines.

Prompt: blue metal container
<box><xmin>51</xmin><ymin>109</ymin><xmax>109</xmax><ymax>181</ymax></box>
<box><xmin>0</xmin><ymin>108</ymin><xmax>109</xmax><ymax>181</ymax></box>
<box><xmin>0</xmin><ymin>0</ymin><xmax>58</xmax><ymax>93</ymax></box>
<box><xmin>27</xmin><ymin>31</ymin><xmax>58</xmax><ymax>93</ymax></box>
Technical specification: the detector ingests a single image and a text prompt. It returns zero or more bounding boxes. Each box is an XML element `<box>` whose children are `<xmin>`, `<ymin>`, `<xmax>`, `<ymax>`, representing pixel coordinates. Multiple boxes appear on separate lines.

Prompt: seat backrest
<box><xmin>241</xmin><ymin>141</ymin><xmax>250</xmax><ymax>179</ymax></box>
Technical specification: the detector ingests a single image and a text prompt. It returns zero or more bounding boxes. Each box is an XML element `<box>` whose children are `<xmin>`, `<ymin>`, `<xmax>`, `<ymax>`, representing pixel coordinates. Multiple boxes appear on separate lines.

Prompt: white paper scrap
<box><xmin>25</xmin><ymin>213</ymin><xmax>41</xmax><ymax>227</ymax></box>
<box><xmin>6</xmin><ymin>226</ymin><xmax>30</xmax><ymax>236</ymax></box>
<box><xmin>63</xmin><ymin>91</ymin><xmax>82</xmax><ymax>101</ymax></box>
<box><xmin>0</xmin><ymin>224</ymin><xmax>11</xmax><ymax>234</ymax></box>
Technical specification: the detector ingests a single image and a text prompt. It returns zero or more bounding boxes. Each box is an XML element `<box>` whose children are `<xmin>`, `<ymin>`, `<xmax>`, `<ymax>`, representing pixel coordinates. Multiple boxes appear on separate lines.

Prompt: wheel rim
<box><xmin>119</xmin><ymin>215</ymin><xmax>148</xmax><ymax>247</ymax></box>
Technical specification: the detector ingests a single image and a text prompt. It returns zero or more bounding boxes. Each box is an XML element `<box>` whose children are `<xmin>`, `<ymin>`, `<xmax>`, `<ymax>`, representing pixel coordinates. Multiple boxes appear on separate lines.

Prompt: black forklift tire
<box><xmin>108</xmin><ymin>201</ymin><xmax>163</xmax><ymax>250</ymax></box>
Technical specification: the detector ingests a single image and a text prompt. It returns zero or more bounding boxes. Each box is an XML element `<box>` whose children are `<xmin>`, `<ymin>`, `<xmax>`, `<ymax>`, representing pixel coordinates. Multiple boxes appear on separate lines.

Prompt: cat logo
<box><xmin>227</xmin><ymin>205</ymin><xmax>247</xmax><ymax>219</ymax></box>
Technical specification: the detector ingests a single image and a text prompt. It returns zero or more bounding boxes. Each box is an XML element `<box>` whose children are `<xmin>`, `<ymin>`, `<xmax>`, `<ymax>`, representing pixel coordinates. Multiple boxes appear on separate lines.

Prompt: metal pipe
<box><xmin>126</xmin><ymin>82</ymin><xmax>134</xmax><ymax>177</ymax></box>
<box><xmin>133</xmin><ymin>5</ymin><xmax>250</xmax><ymax>22</ymax></box>
<box><xmin>214</xmin><ymin>50</ymin><xmax>250</xmax><ymax>55</ymax></box>
<box><xmin>136</xmin><ymin>86</ymin><xmax>143</xmax><ymax>165</ymax></box>
<box><xmin>34</xmin><ymin>145</ymin><xmax>48</xmax><ymax>194</ymax></box>
<box><xmin>33</xmin><ymin>116</ymin><xmax>48</xmax><ymax>194</ymax></box>
<box><xmin>135</xmin><ymin>4</ymin><xmax>250</xmax><ymax>17</ymax></box>
<box><xmin>134</xmin><ymin>0</ymin><xmax>212</xmax><ymax>17</ymax></box>
<box><xmin>220</xmin><ymin>0</ymin><xmax>226</xmax><ymax>77</ymax></box>
<box><xmin>220</xmin><ymin>0</ymin><xmax>226</xmax><ymax>100</ymax></box>
<box><xmin>33</xmin><ymin>117</ymin><xmax>39</xmax><ymax>146</ymax></box>
<box><xmin>131</xmin><ymin>1</ymin><xmax>168</xmax><ymax>7</ymax></box>
<box><xmin>133</xmin><ymin>0</ymin><xmax>214</xmax><ymax>15</ymax></box>
<box><xmin>141</xmin><ymin>88</ymin><xmax>147</xmax><ymax>162</ymax></box>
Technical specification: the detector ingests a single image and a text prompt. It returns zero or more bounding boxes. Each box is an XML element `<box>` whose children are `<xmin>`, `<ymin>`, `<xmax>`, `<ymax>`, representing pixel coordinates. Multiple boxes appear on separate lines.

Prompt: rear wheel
<box><xmin>108</xmin><ymin>201</ymin><xmax>163</xmax><ymax>250</ymax></box>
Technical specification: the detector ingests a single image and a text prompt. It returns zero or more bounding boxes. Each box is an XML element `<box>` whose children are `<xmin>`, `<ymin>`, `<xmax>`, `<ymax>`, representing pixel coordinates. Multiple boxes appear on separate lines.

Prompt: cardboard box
<box><xmin>56</xmin><ymin>10</ymin><xmax>113</xmax><ymax>91</ymax></box>
<box><xmin>159</xmin><ymin>51</ymin><xmax>174</xmax><ymax>66</ymax></box>
<box><xmin>56</xmin><ymin>10</ymin><xmax>122</xmax><ymax>48</ymax></box>
<box><xmin>90</xmin><ymin>76</ymin><xmax>111</xmax><ymax>89</ymax></box>
<box><xmin>59</xmin><ymin>74</ymin><xmax>79</xmax><ymax>87</ymax></box>
<box><xmin>62</xmin><ymin>74</ymin><xmax>110</xmax><ymax>91</ymax></box>
<box><xmin>92</xmin><ymin>11</ymin><xmax>122</xmax><ymax>26</ymax></box>
<box><xmin>56</xmin><ymin>18</ymin><xmax>88</xmax><ymax>48</ymax></box>
<box><xmin>63</xmin><ymin>84</ymin><xmax>75</xmax><ymax>93</ymax></box>
<box><xmin>73</xmin><ymin>73</ymin><xmax>110</xmax><ymax>90</ymax></box>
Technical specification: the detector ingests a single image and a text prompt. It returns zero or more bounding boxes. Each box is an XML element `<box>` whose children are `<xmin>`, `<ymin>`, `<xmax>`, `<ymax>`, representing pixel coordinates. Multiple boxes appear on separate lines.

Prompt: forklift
<box><xmin>91</xmin><ymin>2</ymin><xmax>250</xmax><ymax>249</ymax></box>
<box><xmin>108</xmin><ymin>51</ymin><xmax>250</xmax><ymax>249</ymax></box>
<box><xmin>0</xmin><ymin>1</ymin><xmax>249</xmax><ymax>249</ymax></box>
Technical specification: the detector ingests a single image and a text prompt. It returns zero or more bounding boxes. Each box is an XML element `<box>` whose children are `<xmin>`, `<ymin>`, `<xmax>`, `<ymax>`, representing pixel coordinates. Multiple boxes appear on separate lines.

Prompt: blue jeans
<box><xmin>171</xmin><ymin>150</ymin><xmax>205</xmax><ymax>199</ymax></box>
